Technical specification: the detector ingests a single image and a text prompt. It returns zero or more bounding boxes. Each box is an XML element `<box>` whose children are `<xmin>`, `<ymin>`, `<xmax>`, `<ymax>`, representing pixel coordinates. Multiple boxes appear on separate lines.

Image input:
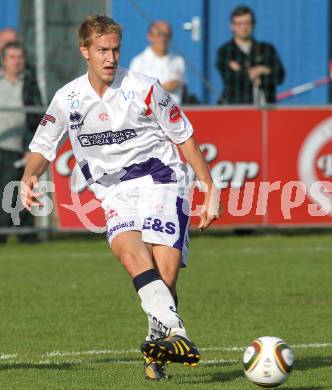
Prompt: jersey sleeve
<box><xmin>29</xmin><ymin>92</ymin><xmax>68</xmax><ymax>161</ymax></box>
<box><xmin>146</xmin><ymin>80</ymin><xmax>193</xmax><ymax>144</ymax></box>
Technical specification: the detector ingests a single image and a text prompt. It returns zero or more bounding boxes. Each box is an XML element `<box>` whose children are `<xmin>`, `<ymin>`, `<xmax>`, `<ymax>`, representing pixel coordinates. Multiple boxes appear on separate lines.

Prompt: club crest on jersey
<box><xmin>78</xmin><ymin>128</ymin><xmax>137</xmax><ymax>147</ymax></box>
<box><xmin>99</xmin><ymin>112</ymin><xmax>109</xmax><ymax>121</ymax></box>
<box><xmin>169</xmin><ymin>105</ymin><xmax>181</xmax><ymax>123</ymax></box>
<box><xmin>40</xmin><ymin>114</ymin><xmax>56</xmax><ymax>126</ymax></box>
<box><xmin>70</xmin><ymin>111</ymin><xmax>83</xmax><ymax>123</ymax></box>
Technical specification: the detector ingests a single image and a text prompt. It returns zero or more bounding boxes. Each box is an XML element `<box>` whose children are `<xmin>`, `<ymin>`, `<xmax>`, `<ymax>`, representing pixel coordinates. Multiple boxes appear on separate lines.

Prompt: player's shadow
<box><xmin>286</xmin><ymin>387</ymin><xmax>325</xmax><ymax>390</ymax></box>
<box><xmin>178</xmin><ymin>355</ymin><xmax>332</xmax><ymax>386</ymax></box>
<box><xmin>294</xmin><ymin>355</ymin><xmax>332</xmax><ymax>371</ymax></box>
<box><xmin>176</xmin><ymin>368</ymin><xmax>244</xmax><ymax>385</ymax></box>
<box><xmin>89</xmin><ymin>357</ymin><xmax>141</xmax><ymax>365</ymax></box>
<box><xmin>0</xmin><ymin>361</ymin><xmax>75</xmax><ymax>370</ymax></box>
<box><xmin>0</xmin><ymin>356</ymin><xmax>141</xmax><ymax>371</ymax></box>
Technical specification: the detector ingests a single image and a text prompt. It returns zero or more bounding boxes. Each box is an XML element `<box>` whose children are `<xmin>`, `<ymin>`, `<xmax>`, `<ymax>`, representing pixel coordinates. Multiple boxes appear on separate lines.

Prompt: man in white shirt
<box><xmin>129</xmin><ymin>20</ymin><xmax>186</xmax><ymax>105</ymax></box>
<box><xmin>20</xmin><ymin>15</ymin><xmax>221</xmax><ymax>381</ymax></box>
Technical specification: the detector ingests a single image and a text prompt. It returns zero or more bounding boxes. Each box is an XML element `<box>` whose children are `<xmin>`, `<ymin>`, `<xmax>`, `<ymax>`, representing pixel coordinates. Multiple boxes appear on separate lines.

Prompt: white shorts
<box><xmin>101</xmin><ymin>177</ymin><xmax>190</xmax><ymax>266</ymax></box>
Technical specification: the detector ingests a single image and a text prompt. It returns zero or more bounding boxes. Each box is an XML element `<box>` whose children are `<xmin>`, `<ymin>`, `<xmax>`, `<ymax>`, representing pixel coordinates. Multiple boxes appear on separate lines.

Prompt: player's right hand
<box><xmin>20</xmin><ymin>175</ymin><xmax>44</xmax><ymax>211</ymax></box>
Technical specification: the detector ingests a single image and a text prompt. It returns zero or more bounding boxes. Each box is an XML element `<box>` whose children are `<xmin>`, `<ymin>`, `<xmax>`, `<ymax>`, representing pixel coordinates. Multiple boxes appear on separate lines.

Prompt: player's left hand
<box><xmin>198</xmin><ymin>186</ymin><xmax>223</xmax><ymax>231</ymax></box>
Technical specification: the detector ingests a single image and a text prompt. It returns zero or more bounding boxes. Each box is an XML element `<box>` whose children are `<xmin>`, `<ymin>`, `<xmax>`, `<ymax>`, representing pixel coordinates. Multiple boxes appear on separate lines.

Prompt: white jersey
<box><xmin>30</xmin><ymin>66</ymin><xmax>194</xmax><ymax>201</ymax></box>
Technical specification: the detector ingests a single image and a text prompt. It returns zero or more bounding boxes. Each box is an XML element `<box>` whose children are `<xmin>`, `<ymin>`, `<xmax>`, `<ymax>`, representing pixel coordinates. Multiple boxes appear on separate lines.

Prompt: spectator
<box><xmin>129</xmin><ymin>20</ymin><xmax>186</xmax><ymax>104</ymax></box>
<box><xmin>0</xmin><ymin>41</ymin><xmax>42</xmax><ymax>244</ymax></box>
<box><xmin>215</xmin><ymin>5</ymin><xmax>285</xmax><ymax>105</ymax></box>
<box><xmin>0</xmin><ymin>28</ymin><xmax>18</xmax><ymax>51</ymax></box>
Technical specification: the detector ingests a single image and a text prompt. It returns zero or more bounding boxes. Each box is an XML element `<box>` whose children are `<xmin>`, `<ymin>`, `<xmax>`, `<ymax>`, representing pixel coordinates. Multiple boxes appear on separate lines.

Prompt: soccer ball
<box><xmin>243</xmin><ymin>336</ymin><xmax>294</xmax><ymax>387</ymax></box>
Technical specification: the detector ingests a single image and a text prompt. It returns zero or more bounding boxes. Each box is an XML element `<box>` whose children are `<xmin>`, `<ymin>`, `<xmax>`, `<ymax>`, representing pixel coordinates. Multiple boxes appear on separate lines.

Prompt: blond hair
<box><xmin>77</xmin><ymin>15</ymin><xmax>122</xmax><ymax>47</ymax></box>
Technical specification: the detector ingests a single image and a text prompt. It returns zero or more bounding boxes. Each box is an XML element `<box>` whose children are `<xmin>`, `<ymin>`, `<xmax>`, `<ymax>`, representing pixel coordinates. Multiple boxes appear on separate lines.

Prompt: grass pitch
<box><xmin>0</xmin><ymin>232</ymin><xmax>331</xmax><ymax>389</ymax></box>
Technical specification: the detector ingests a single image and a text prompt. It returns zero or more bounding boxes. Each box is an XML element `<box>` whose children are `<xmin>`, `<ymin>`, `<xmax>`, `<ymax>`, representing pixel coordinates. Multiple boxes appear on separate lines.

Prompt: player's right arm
<box><xmin>20</xmin><ymin>91</ymin><xmax>68</xmax><ymax>211</ymax></box>
<box><xmin>20</xmin><ymin>153</ymin><xmax>50</xmax><ymax>211</ymax></box>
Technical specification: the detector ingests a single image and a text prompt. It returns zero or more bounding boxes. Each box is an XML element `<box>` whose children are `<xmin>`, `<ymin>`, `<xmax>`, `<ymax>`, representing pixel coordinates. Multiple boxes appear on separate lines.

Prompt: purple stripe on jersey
<box><xmin>173</xmin><ymin>196</ymin><xmax>189</xmax><ymax>251</ymax></box>
<box><xmin>78</xmin><ymin>159</ymin><xmax>94</xmax><ymax>184</ymax></box>
<box><xmin>120</xmin><ymin>157</ymin><xmax>177</xmax><ymax>184</ymax></box>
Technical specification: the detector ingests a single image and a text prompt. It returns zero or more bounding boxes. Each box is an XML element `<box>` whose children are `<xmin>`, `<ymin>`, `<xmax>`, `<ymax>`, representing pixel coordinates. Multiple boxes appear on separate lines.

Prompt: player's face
<box><xmin>81</xmin><ymin>32</ymin><xmax>121</xmax><ymax>85</ymax></box>
<box><xmin>2</xmin><ymin>47</ymin><xmax>25</xmax><ymax>76</ymax></box>
<box><xmin>231</xmin><ymin>14</ymin><xmax>253</xmax><ymax>40</ymax></box>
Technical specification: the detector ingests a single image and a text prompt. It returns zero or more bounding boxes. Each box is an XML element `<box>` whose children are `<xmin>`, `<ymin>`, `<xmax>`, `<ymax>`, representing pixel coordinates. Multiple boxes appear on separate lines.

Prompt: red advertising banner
<box><xmin>267</xmin><ymin>109</ymin><xmax>332</xmax><ymax>225</ymax></box>
<box><xmin>51</xmin><ymin>108</ymin><xmax>332</xmax><ymax>230</ymax></box>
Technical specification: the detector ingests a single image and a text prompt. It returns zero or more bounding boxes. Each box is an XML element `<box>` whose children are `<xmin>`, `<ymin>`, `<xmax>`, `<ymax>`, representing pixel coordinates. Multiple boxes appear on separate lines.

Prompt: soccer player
<box><xmin>20</xmin><ymin>15</ymin><xmax>221</xmax><ymax>380</ymax></box>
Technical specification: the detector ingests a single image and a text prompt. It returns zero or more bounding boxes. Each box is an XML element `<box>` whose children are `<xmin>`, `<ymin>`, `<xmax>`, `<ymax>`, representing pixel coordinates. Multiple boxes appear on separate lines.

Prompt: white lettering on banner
<box><xmin>317</xmin><ymin>154</ymin><xmax>332</xmax><ymax>178</ymax></box>
<box><xmin>187</xmin><ymin>143</ymin><xmax>260</xmax><ymax>189</ymax></box>
<box><xmin>298</xmin><ymin>117</ymin><xmax>332</xmax><ymax>216</ymax></box>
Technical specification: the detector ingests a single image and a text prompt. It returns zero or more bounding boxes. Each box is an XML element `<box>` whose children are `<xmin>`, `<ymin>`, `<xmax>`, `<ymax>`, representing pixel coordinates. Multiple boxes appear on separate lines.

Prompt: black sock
<box><xmin>173</xmin><ymin>293</ymin><xmax>179</xmax><ymax>309</ymax></box>
<box><xmin>132</xmin><ymin>269</ymin><xmax>161</xmax><ymax>292</ymax></box>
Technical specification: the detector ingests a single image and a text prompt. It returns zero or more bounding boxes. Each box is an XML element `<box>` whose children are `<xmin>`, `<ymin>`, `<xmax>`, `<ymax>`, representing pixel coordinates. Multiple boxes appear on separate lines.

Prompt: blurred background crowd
<box><xmin>2</xmin><ymin>0</ymin><xmax>330</xmax><ymax>106</ymax></box>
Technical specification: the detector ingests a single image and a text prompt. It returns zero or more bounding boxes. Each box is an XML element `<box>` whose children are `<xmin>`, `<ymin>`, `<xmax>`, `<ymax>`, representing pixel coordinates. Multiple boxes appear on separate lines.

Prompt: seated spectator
<box><xmin>129</xmin><ymin>20</ymin><xmax>186</xmax><ymax>104</ymax></box>
<box><xmin>0</xmin><ymin>41</ymin><xmax>42</xmax><ymax>244</ymax></box>
<box><xmin>215</xmin><ymin>5</ymin><xmax>285</xmax><ymax>105</ymax></box>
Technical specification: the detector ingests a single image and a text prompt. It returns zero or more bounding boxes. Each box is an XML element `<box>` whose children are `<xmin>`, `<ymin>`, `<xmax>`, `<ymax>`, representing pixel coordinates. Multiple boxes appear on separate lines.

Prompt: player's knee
<box><xmin>118</xmin><ymin>249</ymin><xmax>154</xmax><ymax>277</ymax></box>
<box><xmin>119</xmin><ymin>251</ymin><xmax>137</xmax><ymax>268</ymax></box>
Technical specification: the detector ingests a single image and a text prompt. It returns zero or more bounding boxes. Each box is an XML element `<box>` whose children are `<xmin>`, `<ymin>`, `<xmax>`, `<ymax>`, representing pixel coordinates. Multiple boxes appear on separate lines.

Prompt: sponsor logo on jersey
<box><xmin>158</xmin><ymin>93</ymin><xmax>172</xmax><ymax>109</ymax></box>
<box><xmin>169</xmin><ymin>105</ymin><xmax>181</xmax><ymax>123</ymax></box>
<box><xmin>106</xmin><ymin>220</ymin><xmax>135</xmax><ymax>239</ymax></box>
<box><xmin>70</xmin><ymin>121</ymin><xmax>84</xmax><ymax>130</ymax></box>
<box><xmin>70</xmin><ymin>111</ymin><xmax>83</xmax><ymax>123</ymax></box>
<box><xmin>142</xmin><ymin>217</ymin><xmax>176</xmax><ymax>234</ymax></box>
<box><xmin>40</xmin><ymin>114</ymin><xmax>56</xmax><ymax>126</ymax></box>
<box><xmin>99</xmin><ymin>112</ymin><xmax>109</xmax><ymax>121</ymax></box>
<box><xmin>78</xmin><ymin>129</ymin><xmax>137</xmax><ymax>147</ymax></box>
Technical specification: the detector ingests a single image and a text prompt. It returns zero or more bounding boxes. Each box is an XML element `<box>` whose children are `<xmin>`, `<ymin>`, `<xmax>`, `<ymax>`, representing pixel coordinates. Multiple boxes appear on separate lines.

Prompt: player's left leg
<box><xmin>141</xmin><ymin>244</ymin><xmax>200</xmax><ymax>368</ymax></box>
<box><xmin>143</xmin><ymin>245</ymin><xmax>180</xmax><ymax>342</ymax></box>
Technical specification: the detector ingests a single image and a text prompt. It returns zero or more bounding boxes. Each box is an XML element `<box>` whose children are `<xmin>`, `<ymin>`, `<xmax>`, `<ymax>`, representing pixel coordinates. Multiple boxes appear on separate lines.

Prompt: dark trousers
<box><xmin>0</xmin><ymin>148</ymin><xmax>35</xmax><ymax>242</ymax></box>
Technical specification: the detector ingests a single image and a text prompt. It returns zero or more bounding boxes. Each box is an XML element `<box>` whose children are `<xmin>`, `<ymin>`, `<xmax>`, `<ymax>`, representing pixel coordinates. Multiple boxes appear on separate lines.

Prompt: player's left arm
<box><xmin>178</xmin><ymin>136</ymin><xmax>222</xmax><ymax>231</ymax></box>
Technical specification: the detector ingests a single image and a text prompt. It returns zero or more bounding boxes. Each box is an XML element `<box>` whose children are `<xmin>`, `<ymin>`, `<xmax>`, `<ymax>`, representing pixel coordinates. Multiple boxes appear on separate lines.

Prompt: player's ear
<box><xmin>80</xmin><ymin>46</ymin><xmax>90</xmax><ymax>61</ymax></box>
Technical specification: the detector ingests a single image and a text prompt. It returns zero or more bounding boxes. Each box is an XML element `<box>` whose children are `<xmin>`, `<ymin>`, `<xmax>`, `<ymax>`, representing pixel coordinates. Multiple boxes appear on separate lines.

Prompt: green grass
<box><xmin>0</xmin><ymin>233</ymin><xmax>332</xmax><ymax>389</ymax></box>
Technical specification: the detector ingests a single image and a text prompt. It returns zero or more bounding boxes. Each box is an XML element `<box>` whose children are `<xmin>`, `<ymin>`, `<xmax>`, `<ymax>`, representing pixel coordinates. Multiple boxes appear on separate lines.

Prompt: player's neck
<box><xmin>87</xmin><ymin>72</ymin><xmax>112</xmax><ymax>97</ymax></box>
